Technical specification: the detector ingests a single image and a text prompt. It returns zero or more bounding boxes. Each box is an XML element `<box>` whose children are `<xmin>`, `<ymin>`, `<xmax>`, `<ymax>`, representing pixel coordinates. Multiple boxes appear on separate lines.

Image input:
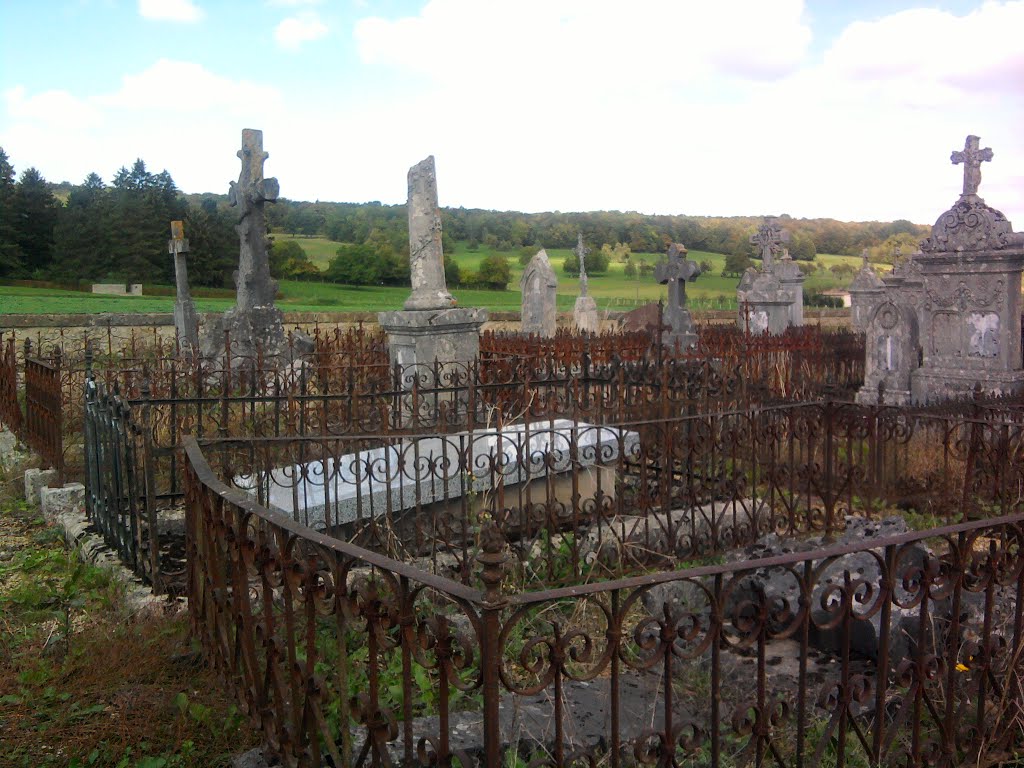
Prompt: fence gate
<box><xmin>83</xmin><ymin>377</ymin><xmax>161</xmax><ymax>591</ymax></box>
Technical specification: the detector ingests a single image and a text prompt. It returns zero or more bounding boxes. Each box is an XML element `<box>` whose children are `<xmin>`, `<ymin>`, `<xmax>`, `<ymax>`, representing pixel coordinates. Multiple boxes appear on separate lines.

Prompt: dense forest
<box><xmin>0</xmin><ymin>146</ymin><xmax>929</xmax><ymax>289</ymax></box>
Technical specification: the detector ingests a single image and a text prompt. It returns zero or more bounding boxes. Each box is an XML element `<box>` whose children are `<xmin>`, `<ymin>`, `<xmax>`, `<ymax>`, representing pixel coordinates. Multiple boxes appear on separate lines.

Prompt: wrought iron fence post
<box><xmin>140</xmin><ymin>378</ymin><xmax>161</xmax><ymax>594</ymax></box>
<box><xmin>477</xmin><ymin>521</ymin><xmax>507</xmax><ymax>768</ymax></box>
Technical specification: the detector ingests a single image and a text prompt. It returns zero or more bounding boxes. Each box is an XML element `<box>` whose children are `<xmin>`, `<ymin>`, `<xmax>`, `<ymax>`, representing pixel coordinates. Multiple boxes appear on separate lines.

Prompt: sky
<box><xmin>1</xmin><ymin>0</ymin><xmax>1022</xmax><ymax>226</ymax></box>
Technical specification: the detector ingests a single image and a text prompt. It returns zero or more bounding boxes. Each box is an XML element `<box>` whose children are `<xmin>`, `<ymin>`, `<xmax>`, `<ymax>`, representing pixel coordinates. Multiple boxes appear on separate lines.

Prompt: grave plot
<box><xmin>184</xmin><ymin>395</ymin><xmax>1024</xmax><ymax>768</ymax></box>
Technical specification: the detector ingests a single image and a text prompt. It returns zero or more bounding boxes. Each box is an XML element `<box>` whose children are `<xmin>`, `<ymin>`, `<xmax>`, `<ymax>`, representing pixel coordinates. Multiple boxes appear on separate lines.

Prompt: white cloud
<box><xmin>98</xmin><ymin>59</ymin><xmax>282</xmax><ymax>114</ymax></box>
<box><xmin>137</xmin><ymin>0</ymin><xmax>204</xmax><ymax>23</ymax></box>
<box><xmin>355</xmin><ymin>0</ymin><xmax>811</xmax><ymax>94</ymax></box>
<box><xmin>266</xmin><ymin>0</ymin><xmax>322</xmax><ymax>5</ymax></box>
<box><xmin>5</xmin><ymin>86</ymin><xmax>102</xmax><ymax>128</ymax></box>
<box><xmin>0</xmin><ymin>61</ymin><xmax>284</xmax><ymax>190</ymax></box>
<box><xmin>274</xmin><ymin>12</ymin><xmax>329</xmax><ymax>50</ymax></box>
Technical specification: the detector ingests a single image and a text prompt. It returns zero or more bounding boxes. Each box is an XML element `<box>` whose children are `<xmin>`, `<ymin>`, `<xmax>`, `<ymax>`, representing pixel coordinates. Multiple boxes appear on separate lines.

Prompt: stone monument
<box><xmin>168</xmin><ymin>220</ymin><xmax>199</xmax><ymax>356</ymax></box>
<box><xmin>520</xmin><ymin>248</ymin><xmax>558</xmax><ymax>337</ymax></box>
<box><xmin>378</xmin><ymin>156</ymin><xmax>487</xmax><ymax>372</ymax></box>
<box><xmin>203</xmin><ymin>129</ymin><xmax>308</xmax><ymax>361</ymax></box>
<box><xmin>736</xmin><ymin>218</ymin><xmax>804</xmax><ymax>334</ymax></box>
<box><xmin>856</xmin><ymin>135</ymin><xmax>1024</xmax><ymax>404</ymax></box>
<box><xmin>572</xmin><ymin>234</ymin><xmax>599</xmax><ymax>333</ymax></box>
<box><xmin>654</xmin><ymin>243</ymin><xmax>700</xmax><ymax>350</ymax></box>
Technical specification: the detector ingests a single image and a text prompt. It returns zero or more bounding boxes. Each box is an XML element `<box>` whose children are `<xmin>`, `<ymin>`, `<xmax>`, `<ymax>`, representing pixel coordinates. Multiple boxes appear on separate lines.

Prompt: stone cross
<box><xmin>404</xmin><ymin>156</ymin><xmax>455</xmax><ymax>310</ymax></box>
<box><xmin>861</xmin><ymin>248</ymin><xmax>869</xmax><ymax>268</ymax></box>
<box><xmin>951</xmin><ymin>135</ymin><xmax>993</xmax><ymax>197</ymax></box>
<box><xmin>168</xmin><ymin>220</ymin><xmax>199</xmax><ymax>353</ymax></box>
<box><xmin>228</xmin><ymin>129</ymin><xmax>280</xmax><ymax>311</ymax></box>
<box><xmin>655</xmin><ymin>243</ymin><xmax>700</xmax><ymax>349</ymax></box>
<box><xmin>655</xmin><ymin>243</ymin><xmax>699</xmax><ymax>314</ymax></box>
<box><xmin>574</xmin><ymin>234</ymin><xmax>590</xmax><ymax>297</ymax></box>
<box><xmin>750</xmin><ymin>219</ymin><xmax>789</xmax><ymax>270</ymax></box>
<box><xmin>169</xmin><ymin>220</ymin><xmax>190</xmax><ymax>299</ymax></box>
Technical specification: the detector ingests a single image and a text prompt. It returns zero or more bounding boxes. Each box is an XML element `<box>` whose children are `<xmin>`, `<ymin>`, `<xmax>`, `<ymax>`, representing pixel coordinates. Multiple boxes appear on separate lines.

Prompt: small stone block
<box><xmin>24</xmin><ymin>467</ymin><xmax>58</xmax><ymax>505</ymax></box>
<box><xmin>40</xmin><ymin>483</ymin><xmax>85</xmax><ymax>522</ymax></box>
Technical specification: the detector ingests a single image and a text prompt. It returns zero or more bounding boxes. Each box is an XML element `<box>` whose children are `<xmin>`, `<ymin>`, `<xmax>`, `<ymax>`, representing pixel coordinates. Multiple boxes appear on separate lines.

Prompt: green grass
<box><xmin>0</xmin><ymin>241</ymin><xmax>867</xmax><ymax>315</ymax></box>
<box><xmin>272</xmin><ymin>234</ymin><xmax>343</xmax><ymax>270</ymax></box>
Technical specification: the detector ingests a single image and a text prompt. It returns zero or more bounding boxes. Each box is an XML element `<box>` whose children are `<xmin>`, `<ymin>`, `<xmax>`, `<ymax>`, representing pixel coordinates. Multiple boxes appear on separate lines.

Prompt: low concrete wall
<box><xmin>0</xmin><ymin>308</ymin><xmax>853</xmax><ymax>354</ymax></box>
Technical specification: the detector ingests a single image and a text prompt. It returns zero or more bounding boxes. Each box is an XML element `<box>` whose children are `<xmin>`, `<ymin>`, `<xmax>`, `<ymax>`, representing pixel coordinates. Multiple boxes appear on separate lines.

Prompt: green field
<box><xmin>0</xmin><ymin>241</ymin><xmax>866</xmax><ymax>315</ymax></box>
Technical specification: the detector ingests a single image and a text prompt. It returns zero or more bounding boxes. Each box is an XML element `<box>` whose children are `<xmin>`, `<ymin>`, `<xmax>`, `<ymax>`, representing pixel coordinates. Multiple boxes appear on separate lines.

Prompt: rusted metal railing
<box><xmin>184</xmin><ymin>398</ymin><xmax>1024</xmax><ymax>767</ymax></box>
<box><xmin>0</xmin><ymin>333</ymin><xmax>21</xmax><ymax>435</ymax></box>
<box><xmin>23</xmin><ymin>340</ymin><xmax>64</xmax><ymax>480</ymax></box>
<box><xmin>83</xmin><ymin>374</ymin><xmax>166</xmax><ymax>592</ymax></box>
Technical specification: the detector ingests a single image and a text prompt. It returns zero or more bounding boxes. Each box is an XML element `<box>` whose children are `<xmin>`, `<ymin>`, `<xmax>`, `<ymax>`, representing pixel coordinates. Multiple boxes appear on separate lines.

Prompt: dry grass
<box><xmin>0</xmin><ymin>465</ymin><xmax>260</xmax><ymax>768</ymax></box>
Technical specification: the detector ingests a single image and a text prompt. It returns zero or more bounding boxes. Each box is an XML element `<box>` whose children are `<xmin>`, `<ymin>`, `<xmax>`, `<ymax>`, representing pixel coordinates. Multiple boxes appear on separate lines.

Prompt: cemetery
<box><xmin>1</xmin><ymin>130</ymin><xmax>1023</xmax><ymax>768</ymax></box>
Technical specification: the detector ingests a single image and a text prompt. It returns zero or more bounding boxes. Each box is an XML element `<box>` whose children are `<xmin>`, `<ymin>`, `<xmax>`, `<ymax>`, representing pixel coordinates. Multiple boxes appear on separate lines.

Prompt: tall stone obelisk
<box><xmin>378</xmin><ymin>156</ymin><xmax>487</xmax><ymax>375</ymax></box>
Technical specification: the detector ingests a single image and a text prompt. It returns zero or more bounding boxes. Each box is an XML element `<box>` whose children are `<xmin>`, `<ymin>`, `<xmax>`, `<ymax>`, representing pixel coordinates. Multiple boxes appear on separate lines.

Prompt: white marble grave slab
<box><xmin>234</xmin><ymin>420</ymin><xmax>639</xmax><ymax>530</ymax></box>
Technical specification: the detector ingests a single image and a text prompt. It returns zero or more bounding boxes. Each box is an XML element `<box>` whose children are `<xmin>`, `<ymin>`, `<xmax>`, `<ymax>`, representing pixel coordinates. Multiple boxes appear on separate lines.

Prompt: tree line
<box><xmin>0</xmin><ymin>145</ymin><xmax>929</xmax><ymax>292</ymax></box>
<box><xmin>268</xmin><ymin>198</ymin><xmax>928</xmax><ymax>262</ymax></box>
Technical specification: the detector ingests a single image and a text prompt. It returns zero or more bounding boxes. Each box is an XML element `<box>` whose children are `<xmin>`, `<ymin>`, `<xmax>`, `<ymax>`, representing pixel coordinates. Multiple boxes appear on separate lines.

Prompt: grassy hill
<box><xmin>0</xmin><ymin>239</ymin><xmax>867</xmax><ymax>315</ymax></box>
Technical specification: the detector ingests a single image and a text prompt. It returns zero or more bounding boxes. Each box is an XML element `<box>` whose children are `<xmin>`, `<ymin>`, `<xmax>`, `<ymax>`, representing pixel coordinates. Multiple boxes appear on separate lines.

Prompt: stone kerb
<box><xmin>235</xmin><ymin>421</ymin><xmax>639</xmax><ymax>531</ymax></box>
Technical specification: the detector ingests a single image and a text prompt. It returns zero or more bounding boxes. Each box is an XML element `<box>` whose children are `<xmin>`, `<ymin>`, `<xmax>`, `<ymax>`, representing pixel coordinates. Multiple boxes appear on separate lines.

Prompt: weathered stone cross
<box><xmin>951</xmin><ymin>135</ymin><xmax>993</xmax><ymax>197</ymax></box>
<box><xmin>574</xmin><ymin>233</ymin><xmax>590</xmax><ymax>297</ymax></box>
<box><xmin>169</xmin><ymin>221</ymin><xmax>190</xmax><ymax>297</ymax></box>
<box><xmin>655</xmin><ymin>243</ymin><xmax>699</xmax><ymax>315</ymax></box>
<box><xmin>168</xmin><ymin>220</ymin><xmax>199</xmax><ymax>353</ymax></box>
<box><xmin>228</xmin><ymin>128</ymin><xmax>280</xmax><ymax>311</ymax></box>
<box><xmin>750</xmin><ymin>220</ymin><xmax>789</xmax><ymax>270</ymax></box>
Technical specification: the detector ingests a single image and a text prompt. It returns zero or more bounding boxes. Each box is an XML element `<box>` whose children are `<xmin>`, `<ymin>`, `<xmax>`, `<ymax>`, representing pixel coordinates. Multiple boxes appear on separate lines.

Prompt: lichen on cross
<box><xmin>749</xmin><ymin>220</ymin><xmax>789</xmax><ymax>270</ymax></box>
<box><xmin>951</xmin><ymin>135</ymin><xmax>993</xmax><ymax>197</ymax></box>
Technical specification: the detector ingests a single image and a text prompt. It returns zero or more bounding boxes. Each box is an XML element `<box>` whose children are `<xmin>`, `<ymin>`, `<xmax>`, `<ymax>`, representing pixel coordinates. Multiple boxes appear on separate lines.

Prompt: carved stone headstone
<box><xmin>857</xmin><ymin>135</ymin><xmax>1024</xmax><ymax>404</ymax></box>
<box><xmin>856</xmin><ymin>301</ymin><xmax>920</xmax><ymax>405</ymax></box>
<box><xmin>737</xmin><ymin>219</ymin><xmax>802</xmax><ymax>334</ymax></box>
<box><xmin>168</xmin><ymin>220</ymin><xmax>199</xmax><ymax>356</ymax></box>
<box><xmin>379</xmin><ymin>156</ymin><xmax>486</xmax><ymax>375</ymax></box>
<box><xmin>654</xmin><ymin>243</ymin><xmax>700</xmax><ymax>350</ymax></box>
<box><xmin>520</xmin><ymin>248</ymin><xmax>558</xmax><ymax>337</ymax></box>
<box><xmin>572</xmin><ymin>234</ymin><xmax>599</xmax><ymax>333</ymax></box>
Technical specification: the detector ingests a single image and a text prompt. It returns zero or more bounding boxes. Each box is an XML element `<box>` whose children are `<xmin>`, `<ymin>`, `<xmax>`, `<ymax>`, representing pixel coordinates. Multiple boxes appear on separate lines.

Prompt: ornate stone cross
<box><xmin>654</xmin><ymin>243</ymin><xmax>700</xmax><ymax>349</ymax></box>
<box><xmin>750</xmin><ymin>219</ymin><xmax>789</xmax><ymax>270</ymax></box>
<box><xmin>951</xmin><ymin>135</ymin><xmax>993</xmax><ymax>197</ymax></box>
<box><xmin>574</xmin><ymin>234</ymin><xmax>590</xmax><ymax>297</ymax></box>
<box><xmin>228</xmin><ymin>128</ymin><xmax>280</xmax><ymax>311</ymax></box>
<box><xmin>655</xmin><ymin>243</ymin><xmax>699</xmax><ymax>310</ymax></box>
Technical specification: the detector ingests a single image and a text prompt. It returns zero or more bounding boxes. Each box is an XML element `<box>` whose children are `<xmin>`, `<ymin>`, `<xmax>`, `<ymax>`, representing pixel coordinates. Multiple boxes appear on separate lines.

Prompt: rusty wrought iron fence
<box><xmin>184</xmin><ymin>398</ymin><xmax>1024</xmax><ymax>768</ymax></box>
<box><xmin>82</xmin><ymin>376</ymin><xmax>167</xmax><ymax>591</ymax></box>
<box><xmin>23</xmin><ymin>340</ymin><xmax>64</xmax><ymax>479</ymax></box>
<box><xmin>0</xmin><ymin>334</ymin><xmax>20</xmax><ymax>434</ymax></box>
<box><xmin>192</xmin><ymin>400</ymin><xmax>1024</xmax><ymax>587</ymax></box>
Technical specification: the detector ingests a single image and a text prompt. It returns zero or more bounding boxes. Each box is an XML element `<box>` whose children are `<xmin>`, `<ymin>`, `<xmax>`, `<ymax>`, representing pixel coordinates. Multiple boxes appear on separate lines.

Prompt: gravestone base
<box><xmin>173</xmin><ymin>298</ymin><xmax>200</xmax><ymax>356</ymax></box>
<box><xmin>739</xmin><ymin>300</ymin><xmax>792</xmax><ymax>335</ymax></box>
<box><xmin>855</xmin><ymin>385</ymin><xmax>911</xmax><ymax>406</ymax></box>
<box><xmin>910</xmin><ymin>367</ymin><xmax>1024</xmax><ymax>405</ymax></box>
<box><xmin>202</xmin><ymin>305</ymin><xmax>313</xmax><ymax>363</ymax></box>
<box><xmin>662</xmin><ymin>308</ymin><xmax>697</xmax><ymax>352</ymax></box>
<box><xmin>573</xmin><ymin>296</ymin><xmax>599</xmax><ymax>333</ymax></box>
<box><xmin>379</xmin><ymin>307</ymin><xmax>487</xmax><ymax>371</ymax></box>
